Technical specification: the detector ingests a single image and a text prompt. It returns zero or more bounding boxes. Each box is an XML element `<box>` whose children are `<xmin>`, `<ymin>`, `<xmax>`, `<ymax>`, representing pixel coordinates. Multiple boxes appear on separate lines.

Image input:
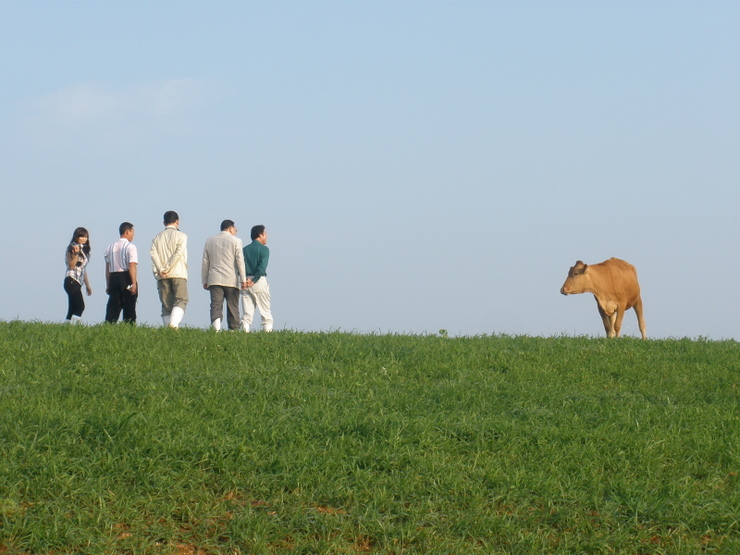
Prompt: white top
<box><xmin>104</xmin><ymin>238</ymin><xmax>138</xmax><ymax>273</ymax></box>
<box><xmin>150</xmin><ymin>225</ymin><xmax>188</xmax><ymax>280</ymax></box>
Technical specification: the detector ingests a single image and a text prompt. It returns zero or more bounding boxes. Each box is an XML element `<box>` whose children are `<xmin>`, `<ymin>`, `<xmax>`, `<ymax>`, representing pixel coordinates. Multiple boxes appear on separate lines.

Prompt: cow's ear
<box><xmin>582</xmin><ymin>264</ymin><xmax>589</xmax><ymax>272</ymax></box>
<box><xmin>575</xmin><ymin>260</ymin><xmax>584</xmax><ymax>266</ymax></box>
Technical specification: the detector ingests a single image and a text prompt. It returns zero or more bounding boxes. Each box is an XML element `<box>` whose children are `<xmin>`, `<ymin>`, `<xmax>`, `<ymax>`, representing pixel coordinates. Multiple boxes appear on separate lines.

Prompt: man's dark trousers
<box><xmin>106</xmin><ymin>271</ymin><xmax>137</xmax><ymax>323</ymax></box>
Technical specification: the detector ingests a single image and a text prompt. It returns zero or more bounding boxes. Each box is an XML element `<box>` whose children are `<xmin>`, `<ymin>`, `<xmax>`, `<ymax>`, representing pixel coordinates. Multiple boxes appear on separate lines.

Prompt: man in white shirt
<box><xmin>150</xmin><ymin>210</ymin><xmax>188</xmax><ymax>328</ymax></box>
<box><xmin>104</xmin><ymin>222</ymin><xmax>138</xmax><ymax>323</ymax></box>
<box><xmin>201</xmin><ymin>219</ymin><xmax>247</xmax><ymax>331</ymax></box>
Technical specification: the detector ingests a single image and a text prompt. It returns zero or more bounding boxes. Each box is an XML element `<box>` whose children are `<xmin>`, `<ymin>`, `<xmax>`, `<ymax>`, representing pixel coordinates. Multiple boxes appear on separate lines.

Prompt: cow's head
<box><xmin>560</xmin><ymin>260</ymin><xmax>590</xmax><ymax>295</ymax></box>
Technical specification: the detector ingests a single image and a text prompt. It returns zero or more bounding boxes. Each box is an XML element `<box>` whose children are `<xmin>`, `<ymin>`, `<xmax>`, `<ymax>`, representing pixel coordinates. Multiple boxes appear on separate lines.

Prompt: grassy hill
<box><xmin>1</xmin><ymin>321</ymin><xmax>738</xmax><ymax>553</ymax></box>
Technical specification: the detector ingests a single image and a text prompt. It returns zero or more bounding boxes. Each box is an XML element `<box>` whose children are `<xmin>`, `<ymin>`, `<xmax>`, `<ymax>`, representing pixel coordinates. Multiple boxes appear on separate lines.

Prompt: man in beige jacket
<box><xmin>150</xmin><ymin>211</ymin><xmax>188</xmax><ymax>328</ymax></box>
<box><xmin>201</xmin><ymin>219</ymin><xmax>247</xmax><ymax>331</ymax></box>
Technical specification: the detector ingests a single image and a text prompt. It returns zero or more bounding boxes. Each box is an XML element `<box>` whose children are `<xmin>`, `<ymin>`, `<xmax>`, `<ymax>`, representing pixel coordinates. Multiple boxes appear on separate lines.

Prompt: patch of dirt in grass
<box><xmin>352</xmin><ymin>534</ymin><xmax>374</xmax><ymax>552</ymax></box>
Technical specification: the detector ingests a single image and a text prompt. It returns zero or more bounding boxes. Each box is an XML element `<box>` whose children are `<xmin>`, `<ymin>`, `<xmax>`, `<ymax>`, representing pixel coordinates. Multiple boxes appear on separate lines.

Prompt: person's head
<box><xmin>163</xmin><ymin>211</ymin><xmax>179</xmax><ymax>226</ymax></box>
<box><xmin>220</xmin><ymin>219</ymin><xmax>236</xmax><ymax>234</ymax></box>
<box><xmin>70</xmin><ymin>227</ymin><xmax>91</xmax><ymax>254</ymax></box>
<box><xmin>119</xmin><ymin>222</ymin><xmax>135</xmax><ymax>240</ymax></box>
<box><xmin>251</xmin><ymin>225</ymin><xmax>267</xmax><ymax>243</ymax></box>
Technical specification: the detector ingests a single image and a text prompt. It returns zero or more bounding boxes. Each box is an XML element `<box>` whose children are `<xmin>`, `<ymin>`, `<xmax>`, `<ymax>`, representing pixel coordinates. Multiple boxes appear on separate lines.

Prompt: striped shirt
<box><xmin>104</xmin><ymin>238</ymin><xmax>138</xmax><ymax>273</ymax></box>
<box><xmin>65</xmin><ymin>248</ymin><xmax>89</xmax><ymax>284</ymax></box>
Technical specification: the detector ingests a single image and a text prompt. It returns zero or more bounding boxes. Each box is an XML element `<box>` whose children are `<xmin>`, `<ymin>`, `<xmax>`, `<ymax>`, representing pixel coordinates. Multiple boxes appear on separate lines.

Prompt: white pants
<box><xmin>241</xmin><ymin>277</ymin><xmax>273</xmax><ymax>331</ymax></box>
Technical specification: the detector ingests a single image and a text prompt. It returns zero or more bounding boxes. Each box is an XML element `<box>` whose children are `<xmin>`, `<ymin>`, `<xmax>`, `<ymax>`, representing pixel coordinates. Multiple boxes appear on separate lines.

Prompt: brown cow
<box><xmin>560</xmin><ymin>257</ymin><xmax>647</xmax><ymax>339</ymax></box>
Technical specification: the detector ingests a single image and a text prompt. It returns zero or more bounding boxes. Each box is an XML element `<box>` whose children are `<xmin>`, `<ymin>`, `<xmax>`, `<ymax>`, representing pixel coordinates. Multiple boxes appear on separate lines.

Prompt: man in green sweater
<box><xmin>241</xmin><ymin>224</ymin><xmax>274</xmax><ymax>332</ymax></box>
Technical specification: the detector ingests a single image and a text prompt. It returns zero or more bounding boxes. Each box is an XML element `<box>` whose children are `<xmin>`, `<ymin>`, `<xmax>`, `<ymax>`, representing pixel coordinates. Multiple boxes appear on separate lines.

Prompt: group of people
<box><xmin>62</xmin><ymin>212</ymin><xmax>274</xmax><ymax>332</ymax></box>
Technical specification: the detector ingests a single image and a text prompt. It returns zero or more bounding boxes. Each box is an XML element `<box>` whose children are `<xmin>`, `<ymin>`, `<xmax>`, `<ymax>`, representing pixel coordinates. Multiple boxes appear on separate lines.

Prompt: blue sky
<box><xmin>1</xmin><ymin>1</ymin><xmax>738</xmax><ymax>339</ymax></box>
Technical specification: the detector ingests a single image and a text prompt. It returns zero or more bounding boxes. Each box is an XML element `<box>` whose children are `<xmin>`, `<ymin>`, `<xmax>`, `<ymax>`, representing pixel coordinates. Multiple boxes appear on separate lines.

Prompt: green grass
<box><xmin>1</xmin><ymin>321</ymin><xmax>738</xmax><ymax>553</ymax></box>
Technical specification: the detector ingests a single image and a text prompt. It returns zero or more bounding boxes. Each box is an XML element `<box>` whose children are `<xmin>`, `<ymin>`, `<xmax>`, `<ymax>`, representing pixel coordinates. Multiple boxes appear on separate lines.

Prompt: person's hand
<box><xmin>129</xmin><ymin>283</ymin><xmax>138</xmax><ymax>295</ymax></box>
<box><xmin>246</xmin><ymin>278</ymin><xmax>254</xmax><ymax>288</ymax></box>
<box><xmin>203</xmin><ymin>284</ymin><xmax>209</xmax><ymax>290</ymax></box>
<box><xmin>86</xmin><ymin>286</ymin><xmax>93</xmax><ymax>296</ymax></box>
<box><xmin>160</xmin><ymin>271</ymin><xmax>169</xmax><ymax>279</ymax></box>
<box><xmin>241</xmin><ymin>281</ymin><xmax>248</xmax><ymax>290</ymax></box>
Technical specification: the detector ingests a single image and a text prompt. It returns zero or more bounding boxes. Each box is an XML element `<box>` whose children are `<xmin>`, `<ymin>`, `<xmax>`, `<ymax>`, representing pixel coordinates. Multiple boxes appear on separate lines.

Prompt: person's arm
<box><xmin>150</xmin><ymin>238</ymin><xmax>164</xmax><ymax>278</ymax></box>
<box><xmin>202</xmin><ymin>243</ymin><xmax>210</xmax><ymax>289</ymax></box>
<box><xmin>105</xmin><ymin>264</ymin><xmax>111</xmax><ymax>295</ymax></box>
<box><xmin>84</xmin><ymin>272</ymin><xmax>92</xmax><ymax>296</ymax></box>
<box><xmin>66</xmin><ymin>246</ymin><xmax>80</xmax><ymax>270</ymax></box>
<box><xmin>252</xmin><ymin>246</ymin><xmax>269</xmax><ymax>283</ymax></box>
<box><xmin>128</xmin><ymin>262</ymin><xmax>138</xmax><ymax>295</ymax></box>
<box><xmin>236</xmin><ymin>239</ymin><xmax>247</xmax><ymax>289</ymax></box>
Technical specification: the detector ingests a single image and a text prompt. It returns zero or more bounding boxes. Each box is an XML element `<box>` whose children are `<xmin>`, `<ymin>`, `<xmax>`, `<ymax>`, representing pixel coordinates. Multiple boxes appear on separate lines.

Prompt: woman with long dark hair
<box><xmin>64</xmin><ymin>227</ymin><xmax>92</xmax><ymax>323</ymax></box>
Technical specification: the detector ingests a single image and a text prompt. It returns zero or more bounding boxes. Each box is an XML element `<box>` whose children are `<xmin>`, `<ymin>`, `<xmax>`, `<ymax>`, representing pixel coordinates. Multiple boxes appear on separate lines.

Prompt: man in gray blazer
<box><xmin>201</xmin><ymin>220</ymin><xmax>247</xmax><ymax>331</ymax></box>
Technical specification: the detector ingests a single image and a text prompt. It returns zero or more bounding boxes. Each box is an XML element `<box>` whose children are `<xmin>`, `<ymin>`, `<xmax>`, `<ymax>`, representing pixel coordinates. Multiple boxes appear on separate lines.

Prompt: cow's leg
<box><xmin>596</xmin><ymin>303</ymin><xmax>615</xmax><ymax>338</ymax></box>
<box><xmin>613</xmin><ymin>307</ymin><xmax>626</xmax><ymax>338</ymax></box>
<box><xmin>633</xmin><ymin>297</ymin><xmax>647</xmax><ymax>339</ymax></box>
